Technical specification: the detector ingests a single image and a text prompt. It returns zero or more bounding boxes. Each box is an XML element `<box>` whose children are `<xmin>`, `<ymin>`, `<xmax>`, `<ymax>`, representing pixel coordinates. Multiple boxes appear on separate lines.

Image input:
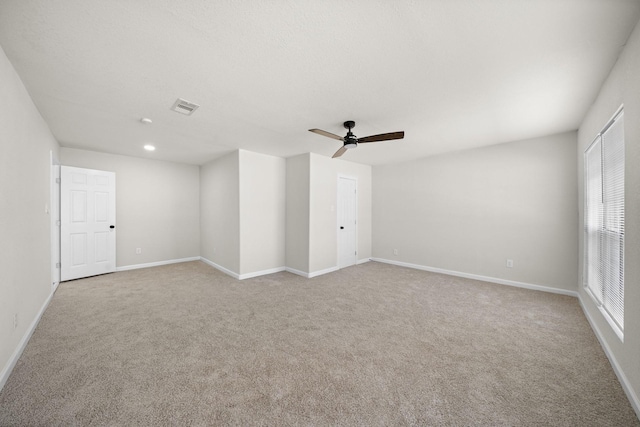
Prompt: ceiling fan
<box><xmin>309</xmin><ymin>121</ymin><xmax>404</xmax><ymax>158</ymax></box>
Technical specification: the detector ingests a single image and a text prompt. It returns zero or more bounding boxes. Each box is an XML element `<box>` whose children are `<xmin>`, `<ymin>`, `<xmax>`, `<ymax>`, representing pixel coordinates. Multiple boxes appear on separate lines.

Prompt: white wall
<box><xmin>200</xmin><ymin>151</ymin><xmax>240</xmax><ymax>274</ymax></box>
<box><xmin>239</xmin><ymin>150</ymin><xmax>286</xmax><ymax>275</ymax></box>
<box><xmin>60</xmin><ymin>148</ymin><xmax>200</xmax><ymax>268</ymax></box>
<box><xmin>373</xmin><ymin>132</ymin><xmax>578</xmax><ymax>292</ymax></box>
<box><xmin>309</xmin><ymin>153</ymin><xmax>372</xmax><ymax>273</ymax></box>
<box><xmin>285</xmin><ymin>153</ymin><xmax>310</xmax><ymax>273</ymax></box>
<box><xmin>0</xmin><ymin>45</ymin><xmax>60</xmax><ymax>387</ymax></box>
<box><xmin>577</xmin><ymin>19</ymin><xmax>640</xmax><ymax>415</ymax></box>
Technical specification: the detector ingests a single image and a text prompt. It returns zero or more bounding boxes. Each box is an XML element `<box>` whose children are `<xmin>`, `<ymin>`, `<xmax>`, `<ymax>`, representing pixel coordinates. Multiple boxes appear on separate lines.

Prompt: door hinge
<box><xmin>56</xmin><ymin>220</ymin><xmax>61</xmax><ymax>226</ymax></box>
<box><xmin>56</xmin><ymin>178</ymin><xmax>60</xmax><ymax>184</ymax></box>
<box><xmin>355</xmin><ymin>251</ymin><xmax>357</xmax><ymax>255</ymax></box>
<box><xmin>56</xmin><ymin>263</ymin><xmax>61</xmax><ymax>268</ymax></box>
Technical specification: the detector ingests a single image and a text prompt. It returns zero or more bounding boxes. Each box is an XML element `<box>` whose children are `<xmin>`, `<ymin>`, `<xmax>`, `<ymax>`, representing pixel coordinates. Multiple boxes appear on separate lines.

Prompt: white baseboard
<box><xmin>285</xmin><ymin>266</ymin><xmax>339</xmax><ymax>278</ymax></box>
<box><xmin>238</xmin><ymin>266</ymin><xmax>286</xmax><ymax>280</ymax></box>
<box><xmin>200</xmin><ymin>260</ymin><xmax>338</xmax><ymax>280</ymax></box>
<box><xmin>116</xmin><ymin>256</ymin><xmax>200</xmax><ymax>272</ymax></box>
<box><xmin>286</xmin><ymin>260</ymin><xmax>368</xmax><ymax>278</ymax></box>
<box><xmin>0</xmin><ymin>288</ymin><xmax>55</xmax><ymax>392</ymax></box>
<box><xmin>200</xmin><ymin>257</ymin><xmax>240</xmax><ymax>279</ymax></box>
<box><xmin>200</xmin><ymin>259</ymin><xmax>288</xmax><ymax>280</ymax></box>
<box><xmin>578</xmin><ymin>295</ymin><xmax>640</xmax><ymax>419</ymax></box>
<box><xmin>285</xmin><ymin>267</ymin><xmax>309</xmax><ymax>278</ymax></box>
<box><xmin>370</xmin><ymin>258</ymin><xmax>578</xmax><ymax>298</ymax></box>
<box><xmin>308</xmin><ymin>266</ymin><xmax>339</xmax><ymax>278</ymax></box>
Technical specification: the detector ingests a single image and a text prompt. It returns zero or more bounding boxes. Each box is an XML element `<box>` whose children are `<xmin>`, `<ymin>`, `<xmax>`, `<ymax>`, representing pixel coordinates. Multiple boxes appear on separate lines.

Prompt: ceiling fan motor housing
<box><xmin>343</xmin><ymin>121</ymin><xmax>357</xmax><ymax>148</ymax></box>
<box><xmin>344</xmin><ymin>133</ymin><xmax>358</xmax><ymax>149</ymax></box>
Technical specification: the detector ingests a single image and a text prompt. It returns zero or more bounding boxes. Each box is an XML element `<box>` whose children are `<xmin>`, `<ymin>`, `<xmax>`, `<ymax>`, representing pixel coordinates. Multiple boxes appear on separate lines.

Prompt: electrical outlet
<box><xmin>506</xmin><ymin>259</ymin><xmax>514</xmax><ymax>268</ymax></box>
<box><xmin>136</xmin><ymin>248</ymin><xmax>141</xmax><ymax>254</ymax></box>
<box><xmin>393</xmin><ymin>249</ymin><xmax>399</xmax><ymax>256</ymax></box>
<box><xmin>13</xmin><ymin>313</ymin><xmax>18</xmax><ymax>330</ymax></box>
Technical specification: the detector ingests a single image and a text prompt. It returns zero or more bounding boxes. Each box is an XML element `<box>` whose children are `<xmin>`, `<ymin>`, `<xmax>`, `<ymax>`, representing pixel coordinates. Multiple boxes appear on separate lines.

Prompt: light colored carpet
<box><xmin>0</xmin><ymin>261</ymin><xmax>637</xmax><ymax>426</ymax></box>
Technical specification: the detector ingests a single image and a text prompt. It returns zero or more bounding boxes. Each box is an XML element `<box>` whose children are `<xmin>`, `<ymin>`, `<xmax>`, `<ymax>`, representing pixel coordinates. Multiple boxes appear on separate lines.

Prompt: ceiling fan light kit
<box><xmin>309</xmin><ymin>120</ymin><xmax>404</xmax><ymax>158</ymax></box>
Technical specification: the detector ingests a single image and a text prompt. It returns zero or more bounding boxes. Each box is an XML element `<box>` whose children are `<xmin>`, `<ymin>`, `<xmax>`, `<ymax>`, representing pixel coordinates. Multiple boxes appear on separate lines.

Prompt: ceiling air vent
<box><xmin>171</xmin><ymin>98</ymin><xmax>200</xmax><ymax>115</ymax></box>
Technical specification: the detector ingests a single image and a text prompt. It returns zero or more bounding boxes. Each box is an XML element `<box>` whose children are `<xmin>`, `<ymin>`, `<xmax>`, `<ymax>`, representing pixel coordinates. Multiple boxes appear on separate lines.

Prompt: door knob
<box><xmin>110</xmin><ymin>225</ymin><xmax>115</xmax><ymax>229</ymax></box>
<box><xmin>340</xmin><ymin>226</ymin><xmax>344</xmax><ymax>229</ymax></box>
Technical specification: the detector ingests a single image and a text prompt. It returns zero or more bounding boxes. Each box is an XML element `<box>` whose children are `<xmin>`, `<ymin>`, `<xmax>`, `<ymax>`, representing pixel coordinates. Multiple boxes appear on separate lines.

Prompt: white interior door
<box><xmin>61</xmin><ymin>166</ymin><xmax>116</xmax><ymax>281</ymax></box>
<box><xmin>337</xmin><ymin>176</ymin><xmax>357</xmax><ymax>269</ymax></box>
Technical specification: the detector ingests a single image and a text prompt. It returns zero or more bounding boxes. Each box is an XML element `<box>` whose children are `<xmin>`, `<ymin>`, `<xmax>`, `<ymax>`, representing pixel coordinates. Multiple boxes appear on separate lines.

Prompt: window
<box><xmin>584</xmin><ymin>107</ymin><xmax>625</xmax><ymax>340</ymax></box>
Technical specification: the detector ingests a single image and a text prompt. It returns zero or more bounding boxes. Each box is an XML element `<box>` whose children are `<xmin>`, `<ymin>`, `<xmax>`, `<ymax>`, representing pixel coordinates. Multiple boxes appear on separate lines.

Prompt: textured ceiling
<box><xmin>1</xmin><ymin>1</ymin><xmax>639</xmax><ymax>165</ymax></box>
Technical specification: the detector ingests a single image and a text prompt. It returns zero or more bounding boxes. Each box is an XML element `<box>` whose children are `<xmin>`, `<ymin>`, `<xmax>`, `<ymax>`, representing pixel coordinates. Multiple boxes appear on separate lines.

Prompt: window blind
<box><xmin>584</xmin><ymin>109</ymin><xmax>624</xmax><ymax>336</ymax></box>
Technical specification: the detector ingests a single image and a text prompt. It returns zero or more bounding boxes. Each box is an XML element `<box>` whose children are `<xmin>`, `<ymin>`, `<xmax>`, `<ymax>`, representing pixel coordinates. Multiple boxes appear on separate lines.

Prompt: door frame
<box><xmin>50</xmin><ymin>151</ymin><xmax>60</xmax><ymax>292</ymax></box>
<box><xmin>336</xmin><ymin>174</ymin><xmax>358</xmax><ymax>269</ymax></box>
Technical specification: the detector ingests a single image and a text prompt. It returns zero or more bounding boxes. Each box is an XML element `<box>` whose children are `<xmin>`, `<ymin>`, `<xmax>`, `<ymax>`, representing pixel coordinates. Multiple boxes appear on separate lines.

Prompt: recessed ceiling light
<box><xmin>140</xmin><ymin>117</ymin><xmax>153</xmax><ymax>124</ymax></box>
<box><xmin>144</xmin><ymin>145</ymin><xmax>156</xmax><ymax>151</ymax></box>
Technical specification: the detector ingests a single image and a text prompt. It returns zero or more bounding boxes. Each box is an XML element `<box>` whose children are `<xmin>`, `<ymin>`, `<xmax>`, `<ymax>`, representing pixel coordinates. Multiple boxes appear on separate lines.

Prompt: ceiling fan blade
<box><xmin>332</xmin><ymin>146</ymin><xmax>347</xmax><ymax>158</ymax></box>
<box><xmin>358</xmin><ymin>131</ymin><xmax>404</xmax><ymax>144</ymax></box>
<box><xmin>309</xmin><ymin>129</ymin><xmax>344</xmax><ymax>141</ymax></box>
